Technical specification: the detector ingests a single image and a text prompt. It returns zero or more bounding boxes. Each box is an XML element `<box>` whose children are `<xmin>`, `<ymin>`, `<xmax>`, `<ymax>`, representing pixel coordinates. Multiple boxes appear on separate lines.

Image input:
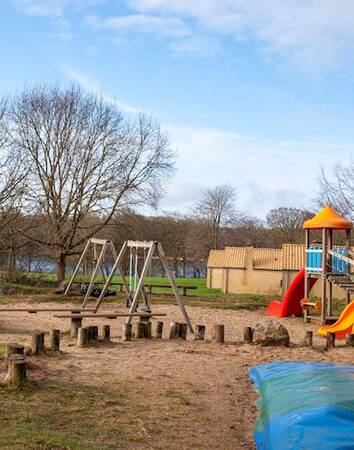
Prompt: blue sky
<box><xmin>1</xmin><ymin>0</ymin><xmax>354</xmax><ymax>217</ymax></box>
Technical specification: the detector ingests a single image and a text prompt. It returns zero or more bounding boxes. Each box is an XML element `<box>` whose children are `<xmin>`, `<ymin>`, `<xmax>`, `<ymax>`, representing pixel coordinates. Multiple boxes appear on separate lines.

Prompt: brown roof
<box><xmin>207</xmin><ymin>244</ymin><xmax>307</xmax><ymax>271</ymax></box>
<box><xmin>253</xmin><ymin>248</ymin><xmax>283</xmax><ymax>271</ymax></box>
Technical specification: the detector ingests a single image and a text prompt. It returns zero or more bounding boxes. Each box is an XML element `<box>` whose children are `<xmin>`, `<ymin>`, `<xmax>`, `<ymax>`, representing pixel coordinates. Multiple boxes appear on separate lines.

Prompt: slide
<box><xmin>267</xmin><ymin>268</ymin><xmax>317</xmax><ymax>317</ymax></box>
<box><xmin>318</xmin><ymin>300</ymin><xmax>354</xmax><ymax>339</ymax></box>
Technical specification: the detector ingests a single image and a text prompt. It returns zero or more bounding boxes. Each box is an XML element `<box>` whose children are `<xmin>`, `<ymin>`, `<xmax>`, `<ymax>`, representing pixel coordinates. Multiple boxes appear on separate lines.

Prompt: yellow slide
<box><xmin>318</xmin><ymin>300</ymin><xmax>354</xmax><ymax>339</ymax></box>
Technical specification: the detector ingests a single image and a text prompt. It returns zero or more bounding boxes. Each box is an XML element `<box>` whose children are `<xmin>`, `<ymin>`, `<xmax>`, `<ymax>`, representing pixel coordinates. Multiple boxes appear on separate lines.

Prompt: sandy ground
<box><xmin>0</xmin><ymin>301</ymin><xmax>353</xmax><ymax>449</ymax></box>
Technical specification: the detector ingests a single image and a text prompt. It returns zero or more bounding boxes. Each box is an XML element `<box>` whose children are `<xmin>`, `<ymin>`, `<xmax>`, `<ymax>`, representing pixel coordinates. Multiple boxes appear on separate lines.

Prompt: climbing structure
<box><xmin>303</xmin><ymin>205</ymin><xmax>352</xmax><ymax>324</ymax></box>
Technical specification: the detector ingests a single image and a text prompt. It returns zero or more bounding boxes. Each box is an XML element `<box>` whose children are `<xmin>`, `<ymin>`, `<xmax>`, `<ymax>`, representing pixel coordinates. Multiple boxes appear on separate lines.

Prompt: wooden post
<box><xmin>123</xmin><ymin>323</ymin><xmax>132</xmax><ymax>341</ymax></box>
<box><xmin>345</xmin><ymin>333</ymin><xmax>354</xmax><ymax>346</ymax></box>
<box><xmin>345</xmin><ymin>229</ymin><xmax>351</xmax><ymax>305</ymax></box>
<box><xmin>212</xmin><ymin>324</ymin><xmax>224</xmax><ymax>343</ymax></box>
<box><xmin>71</xmin><ymin>318</ymin><xmax>82</xmax><ymax>338</ymax></box>
<box><xmin>304</xmin><ymin>331</ymin><xmax>313</xmax><ymax>347</ymax></box>
<box><xmin>135</xmin><ymin>322</ymin><xmax>145</xmax><ymax>339</ymax></box>
<box><xmin>91</xmin><ymin>326</ymin><xmax>98</xmax><ymax>342</ymax></box>
<box><xmin>144</xmin><ymin>322</ymin><xmax>152</xmax><ymax>339</ymax></box>
<box><xmin>169</xmin><ymin>322</ymin><xmax>178</xmax><ymax>339</ymax></box>
<box><xmin>155</xmin><ymin>321</ymin><xmax>163</xmax><ymax>339</ymax></box>
<box><xmin>31</xmin><ymin>332</ymin><xmax>45</xmax><ymax>355</ymax></box>
<box><xmin>194</xmin><ymin>325</ymin><xmax>206</xmax><ymax>341</ymax></box>
<box><xmin>328</xmin><ymin>229</ymin><xmax>333</xmax><ymax>317</ymax></box>
<box><xmin>180</xmin><ymin>323</ymin><xmax>188</xmax><ymax>340</ymax></box>
<box><xmin>78</xmin><ymin>327</ymin><xmax>89</xmax><ymax>348</ymax></box>
<box><xmin>325</xmin><ymin>332</ymin><xmax>335</xmax><ymax>350</ymax></box>
<box><xmin>50</xmin><ymin>329</ymin><xmax>60</xmax><ymax>352</ymax></box>
<box><xmin>5</xmin><ymin>343</ymin><xmax>24</xmax><ymax>358</ymax></box>
<box><xmin>103</xmin><ymin>325</ymin><xmax>110</xmax><ymax>341</ymax></box>
<box><xmin>243</xmin><ymin>327</ymin><xmax>253</xmax><ymax>343</ymax></box>
<box><xmin>7</xmin><ymin>355</ymin><xmax>27</xmax><ymax>387</ymax></box>
<box><xmin>304</xmin><ymin>229</ymin><xmax>310</xmax><ymax>323</ymax></box>
<box><xmin>321</xmin><ymin>228</ymin><xmax>327</xmax><ymax>324</ymax></box>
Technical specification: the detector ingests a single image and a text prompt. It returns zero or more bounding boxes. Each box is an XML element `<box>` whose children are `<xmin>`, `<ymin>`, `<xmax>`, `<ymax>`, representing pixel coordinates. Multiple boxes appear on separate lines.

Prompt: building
<box><xmin>207</xmin><ymin>244</ymin><xmax>345</xmax><ymax>298</ymax></box>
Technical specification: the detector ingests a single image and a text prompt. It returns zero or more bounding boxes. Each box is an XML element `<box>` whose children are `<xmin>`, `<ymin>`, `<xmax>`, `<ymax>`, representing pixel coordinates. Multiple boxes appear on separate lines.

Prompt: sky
<box><xmin>1</xmin><ymin>1</ymin><xmax>354</xmax><ymax>218</ymax></box>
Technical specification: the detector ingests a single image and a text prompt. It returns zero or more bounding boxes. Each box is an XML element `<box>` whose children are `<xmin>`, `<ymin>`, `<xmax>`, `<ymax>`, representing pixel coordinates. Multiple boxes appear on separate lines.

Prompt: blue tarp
<box><xmin>249</xmin><ymin>362</ymin><xmax>354</xmax><ymax>450</ymax></box>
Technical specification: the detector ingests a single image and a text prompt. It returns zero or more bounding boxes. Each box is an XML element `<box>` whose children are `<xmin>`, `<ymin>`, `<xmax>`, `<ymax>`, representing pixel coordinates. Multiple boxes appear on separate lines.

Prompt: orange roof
<box><xmin>303</xmin><ymin>205</ymin><xmax>352</xmax><ymax>230</ymax></box>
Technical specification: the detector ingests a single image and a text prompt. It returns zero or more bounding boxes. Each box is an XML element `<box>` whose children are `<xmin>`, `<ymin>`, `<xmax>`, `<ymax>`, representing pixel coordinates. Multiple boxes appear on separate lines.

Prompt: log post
<box><xmin>70</xmin><ymin>318</ymin><xmax>82</xmax><ymax>338</ymax></box>
<box><xmin>123</xmin><ymin>323</ymin><xmax>132</xmax><ymax>341</ymax></box>
<box><xmin>180</xmin><ymin>323</ymin><xmax>188</xmax><ymax>340</ymax></box>
<box><xmin>91</xmin><ymin>326</ymin><xmax>98</xmax><ymax>343</ymax></box>
<box><xmin>87</xmin><ymin>326</ymin><xmax>94</xmax><ymax>344</ymax></box>
<box><xmin>144</xmin><ymin>321</ymin><xmax>152</xmax><ymax>339</ymax></box>
<box><xmin>135</xmin><ymin>322</ymin><xmax>145</xmax><ymax>339</ymax></box>
<box><xmin>50</xmin><ymin>329</ymin><xmax>60</xmax><ymax>352</ymax></box>
<box><xmin>326</xmin><ymin>332</ymin><xmax>335</xmax><ymax>350</ymax></box>
<box><xmin>31</xmin><ymin>332</ymin><xmax>45</xmax><ymax>355</ymax></box>
<box><xmin>194</xmin><ymin>325</ymin><xmax>206</xmax><ymax>341</ymax></box>
<box><xmin>5</xmin><ymin>343</ymin><xmax>25</xmax><ymax>358</ymax></box>
<box><xmin>7</xmin><ymin>355</ymin><xmax>27</xmax><ymax>387</ymax></box>
<box><xmin>169</xmin><ymin>322</ymin><xmax>180</xmax><ymax>339</ymax></box>
<box><xmin>243</xmin><ymin>327</ymin><xmax>253</xmax><ymax>344</ymax></box>
<box><xmin>345</xmin><ymin>333</ymin><xmax>354</xmax><ymax>346</ymax></box>
<box><xmin>212</xmin><ymin>324</ymin><xmax>224</xmax><ymax>343</ymax></box>
<box><xmin>305</xmin><ymin>331</ymin><xmax>313</xmax><ymax>347</ymax></box>
<box><xmin>103</xmin><ymin>325</ymin><xmax>110</xmax><ymax>341</ymax></box>
<box><xmin>78</xmin><ymin>327</ymin><xmax>89</xmax><ymax>348</ymax></box>
<box><xmin>155</xmin><ymin>321</ymin><xmax>163</xmax><ymax>339</ymax></box>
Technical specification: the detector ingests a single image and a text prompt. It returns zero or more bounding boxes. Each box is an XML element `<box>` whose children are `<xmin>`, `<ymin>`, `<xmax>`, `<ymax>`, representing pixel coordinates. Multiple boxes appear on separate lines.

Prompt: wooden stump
<box><xmin>155</xmin><ymin>321</ymin><xmax>163</xmax><ymax>339</ymax></box>
<box><xmin>31</xmin><ymin>332</ymin><xmax>45</xmax><ymax>355</ymax></box>
<box><xmin>78</xmin><ymin>327</ymin><xmax>89</xmax><ymax>348</ymax></box>
<box><xmin>169</xmin><ymin>322</ymin><xmax>179</xmax><ymax>339</ymax></box>
<box><xmin>123</xmin><ymin>323</ymin><xmax>132</xmax><ymax>341</ymax></box>
<box><xmin>103</xmin><ymin>325</ymin><xmax>110</xmax><ymax>341</ymax></box>
<box><xmin>194</xmin><ymin>325</ymin><xmax>206</xmax><ymax>341</ymax></box>
<box><xmin>243</xmin><ymin>327</ymin><xmax>253</xmax><ymax>344</ymax></box>
<box><xmin>91</xmin><ymin>326</ymin><xmax>98</xmax><ymax>343</ymax></box>
<box><xmin>87</xmin><ymin>326</ymin><xmax>94</xmax><ymax>344</ymax></box>
<box><xmin>5</xmin><ymin>343</ymin><xmax>24</xmax><ymax>358</ymax></box>
<box><xmin>50</xmin><ymin>329</ymin><xmax>60</xmax><ymax>352</ymax></box>
<box><xmin>7</xmin><ymin>355</ymin><xmax>27</xmax><ymax>387</ymax></box>
<box><xmin>304</xmin><ymin>331</ymin><xmax>313</xmax><ymax>347</ymax></box>
<box><xmin>144</xmin><ymin>322</ymin><xmax>152</xmax><ymax>339</ymax></box>
<box><xmin>135</xmin><ymin>322</ymin><xmax>145</xmax><ymax>339</ymax></box>
<box><xmin>180</xmin><ymin>323</ymin><xmax>188</xmax><ymax>340</ymax></box>
<box><xmin>212</xmin><ymin>324</ymin><xmax>225</xmax><ymax>343</ymax></box>
<box><xmin>326</xmin><ymin>332</ymin><xmax>335</xmax><ymax>350</ymax></box>
<box><xmin>71</xmin><ymin>318</ymin><xmax>82</xmax><ymax>338</ymax></box>
<box><xmin>345</xmin><ymin>333</ymin><xmax>354</xmax><ymax>346</ymax></box>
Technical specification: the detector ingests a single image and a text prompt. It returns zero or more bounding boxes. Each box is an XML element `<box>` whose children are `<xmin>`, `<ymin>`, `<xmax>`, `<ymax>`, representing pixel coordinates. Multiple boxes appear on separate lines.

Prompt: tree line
<box><xmin>0</xmin><ymin>84</ymin><xmax>348</xmax><ymax>281</ymax></box>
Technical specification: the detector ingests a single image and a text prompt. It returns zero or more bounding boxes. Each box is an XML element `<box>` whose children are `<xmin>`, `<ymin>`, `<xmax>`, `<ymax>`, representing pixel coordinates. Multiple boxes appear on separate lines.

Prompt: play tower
<box><xmin>303</xmin><ymin>205</ymin><xmax>352</xmax><ymax>323</ymax></box>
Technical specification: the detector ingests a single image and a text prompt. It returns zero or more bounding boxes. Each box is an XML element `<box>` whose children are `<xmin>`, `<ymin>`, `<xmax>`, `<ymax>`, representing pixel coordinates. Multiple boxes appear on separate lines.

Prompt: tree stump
<box><xmin>304</xmin><ymin>331</ymin><xmax>313</xmax><ymax>347</ymax></box>
<box><xmin>91</xmin><ymin>326</ymin><xmax>98</xmax><ymax>343</ymax></box>
<box><xmin>31</xmin><ymin>332</ymin><xmax>45</xmax><ymax>355</ymax></box>
<box><xmin>155</xmin><ymin>321</ymin><xmax>163</xmax><ymax>339</ymax></box>
<box><xmin>71</xmin><ymin>318</ymin><xmax>83</xmax><ymax>338</ymax></box>
<box><xmin>180</xmin><ymin>323</ymin><xmax>188</xmax><ymax>340</ymax></box>
<box><xmin>243</xmin><ymin>327</ymin><xmax>253</xmax><ymax>344</ymax></box>
<box><xmin>103</xmin><ymin>325</ymin><xmax>110</xmax><ymax>341</ymax></box>
<box><xmin>144</xmin><ymin>322</ymin><xmax>152</xmax><ymax>339</ymax></box>
<box><xmin>212</xmin><ymin>324</ymin><xmax>224</xmax><ymax>343</ymax></box>
<box><xmin>326</xmin><ymin>332</ymin><xmax>335</xmax><ymax>350</ymax></box>
<box><xmin>5</xmin><ymin>343</ymin><xmax>24</xmax><ymax>358</ymax></box>
<box><xmin>194</xmin><ymin>325</ymin><xmax>206</xmax><ymax>341</ymax></box>
<box><xmin>135</xmin><ymin>322</ymin><xmax>145</xmax><ymax>339</ymax></box>
<box><xmin>169</xmin><ymin>322</ymin><xmax>179</xmax><ymax>339</ymax></box>
<box><xmin>345</xmin><ymin>333</ymin><xmax>354</xmax><ymax>346</ymax></box>
<box><xmin>7</xmin><ymin>355</ymin><xmax>27</xmax><ymax>387</ymax></box>
<box><xmin>123</xmin><ymin>323</ymin><xmax>132</xmax><ymax>341</ymax></box>
<box><xmin>87</xmin><ymin>326</ymin><xmax>94</xmax><ymax>344</ymax></box>
<box><xmin>50</xmin><ymin>329</ymin><xmax>60</xmax><ymax>352</ymax></box>
<box><xmin>78</xmin><ymin>327</ymin><xmax>89</xmax><ymax>348</ymax></box>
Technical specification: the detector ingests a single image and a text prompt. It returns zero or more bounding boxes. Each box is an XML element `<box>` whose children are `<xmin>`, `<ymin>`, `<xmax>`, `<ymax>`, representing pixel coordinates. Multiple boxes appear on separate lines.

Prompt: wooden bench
<box><xmin>113</xmin><ymin>282</ymin><xmax>198</xmax><ymax>296</ymax></box>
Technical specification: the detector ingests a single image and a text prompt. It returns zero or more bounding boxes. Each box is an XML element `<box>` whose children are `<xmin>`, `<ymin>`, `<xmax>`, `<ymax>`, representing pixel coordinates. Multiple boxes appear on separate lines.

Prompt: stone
<box><xmin>253</xmin><ymin>319</ymin><xmax>290</xmax><ymax>347</ymax></box>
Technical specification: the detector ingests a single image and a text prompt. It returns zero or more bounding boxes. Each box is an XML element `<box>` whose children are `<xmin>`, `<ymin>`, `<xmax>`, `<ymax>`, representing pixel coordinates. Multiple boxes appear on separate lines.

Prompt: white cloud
<box><xmin>62</xmin><ymin>66</ymin><xmax>144</xmax><ymax>114</ymax></box>
<box><xmin>127</xmin><ymin>0</ymin><xmax>354</xmax><ymax>69</ymax></box>
<box><xmin>11</xmin><ymin>0</ymin><xmax>104</xmax><ymax>16</ymax></box>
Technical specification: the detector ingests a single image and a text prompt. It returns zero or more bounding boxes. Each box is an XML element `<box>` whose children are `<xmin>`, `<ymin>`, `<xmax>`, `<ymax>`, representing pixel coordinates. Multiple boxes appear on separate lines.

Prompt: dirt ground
<box><xmin>0</xmin><ymin>301</ymin><xmax>353</xmax><ymax>450</ymax></box>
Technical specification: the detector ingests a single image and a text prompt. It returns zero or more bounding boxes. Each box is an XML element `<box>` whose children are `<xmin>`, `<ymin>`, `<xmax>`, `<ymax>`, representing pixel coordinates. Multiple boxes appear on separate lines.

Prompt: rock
<box><xmin>253</xmin><ymin>319</ymin><xmax>290</xmax><ymax>347</ymax></box>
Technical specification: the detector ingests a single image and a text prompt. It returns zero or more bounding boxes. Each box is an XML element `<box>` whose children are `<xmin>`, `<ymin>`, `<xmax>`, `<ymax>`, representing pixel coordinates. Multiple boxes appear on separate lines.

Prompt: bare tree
<box><xmin>266</xmin><ymin>207</ymin><xmax>312</xmax><ymax>244</ymax></box>
<box><xmin>194</xmin><ymin>184</ymin><xmax>237</xmax><ymax>249</ymax></box>
<box><xmin>10</xmin><ymin>85</ymin><xmax>175</xmax><ymax>281</ymax></box>
<box><xmin>317</xmin><ymin>162</ymin><xmax>354</xmax><ymax>219</ymax></box>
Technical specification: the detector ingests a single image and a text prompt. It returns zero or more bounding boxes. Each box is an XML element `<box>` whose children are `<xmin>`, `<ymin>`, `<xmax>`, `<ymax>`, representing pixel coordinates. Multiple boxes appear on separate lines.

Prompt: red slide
<box><xmin>267</xmin><ymin>268</ymin><xmax>317</xmax><ymax>317</ymax></box>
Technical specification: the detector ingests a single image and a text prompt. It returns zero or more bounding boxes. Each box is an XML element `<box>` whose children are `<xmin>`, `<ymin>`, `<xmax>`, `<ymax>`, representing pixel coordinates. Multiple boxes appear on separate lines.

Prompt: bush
<box><xmin>0</xmin><ymin>272</ymin><xmax>57</xmax><ymax>287</ymax></box>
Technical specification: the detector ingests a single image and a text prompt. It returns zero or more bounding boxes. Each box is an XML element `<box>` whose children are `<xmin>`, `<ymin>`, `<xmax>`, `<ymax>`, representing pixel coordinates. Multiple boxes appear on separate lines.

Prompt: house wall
<box><xmin>226</xmin><ymin>268</ymin><xmax>282</xmax><ymax>295</ymax></box>
<box><xmin>207</xmin><ymin>268</ymin><xmax>223</xmax><ymax>289</ymax></box>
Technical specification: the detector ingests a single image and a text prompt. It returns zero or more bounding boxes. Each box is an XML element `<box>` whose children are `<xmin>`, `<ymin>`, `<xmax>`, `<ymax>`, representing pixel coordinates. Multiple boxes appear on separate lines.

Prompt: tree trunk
<box><xmin>57</xmin><ymin>254</ymin><xmax>66</xmax><ymax>283</ymax></box>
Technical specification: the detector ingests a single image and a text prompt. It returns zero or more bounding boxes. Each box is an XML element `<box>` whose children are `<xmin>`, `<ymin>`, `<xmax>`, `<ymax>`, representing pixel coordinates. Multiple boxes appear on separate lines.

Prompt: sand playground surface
<box><xmin>0</xmin><ymin>301</ymin><xmax>353</xmax><ymax>449</ymax></box>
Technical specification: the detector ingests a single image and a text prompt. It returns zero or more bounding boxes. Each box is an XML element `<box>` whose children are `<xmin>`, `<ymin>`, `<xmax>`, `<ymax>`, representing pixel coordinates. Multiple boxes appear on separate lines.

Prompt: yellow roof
<box><xmin>253</xmin><ymin>248</ymin><xmax>282</xmax><ymax>270</ymax></box>
<box><xmin>303</xmin><ymin>205</ymin><xmax>352</xmax><ymax>230</ymax></box>
<box><xmin>282</xmin><ymin>244</ymin><xmax>305</xmax><ymax>270</ymax></box>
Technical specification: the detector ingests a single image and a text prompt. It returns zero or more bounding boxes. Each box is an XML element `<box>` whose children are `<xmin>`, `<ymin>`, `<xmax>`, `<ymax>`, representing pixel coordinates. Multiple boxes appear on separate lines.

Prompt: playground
<box><xmin>0</xmin><ymin>212</ymin><xmax>353</xmax><ymax>449</ymax></box>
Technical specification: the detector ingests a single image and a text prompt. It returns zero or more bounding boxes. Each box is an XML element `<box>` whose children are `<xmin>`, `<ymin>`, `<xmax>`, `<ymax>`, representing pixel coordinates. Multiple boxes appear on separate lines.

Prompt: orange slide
<box><xmin>318</xmin><ymin>300</ymin><xmax>354</xmax><ymax>339</ymax></box>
